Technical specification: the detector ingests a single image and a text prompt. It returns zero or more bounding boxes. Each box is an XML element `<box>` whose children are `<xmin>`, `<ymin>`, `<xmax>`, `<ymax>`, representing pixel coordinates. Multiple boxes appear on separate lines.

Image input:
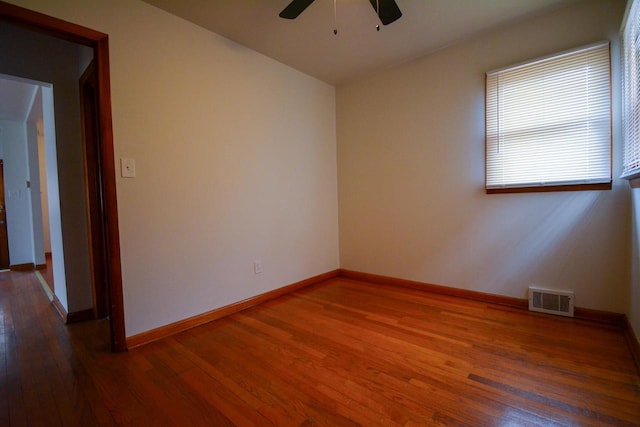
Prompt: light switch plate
<box><xmin>254</xmin><ymin>260</ymin><xmax>263</xmax><ymax>274</ymax></box>
<box><xmin>121</xmin><ymin>158</ymin><xmax>136</xmax><ymax>178</ymax></box>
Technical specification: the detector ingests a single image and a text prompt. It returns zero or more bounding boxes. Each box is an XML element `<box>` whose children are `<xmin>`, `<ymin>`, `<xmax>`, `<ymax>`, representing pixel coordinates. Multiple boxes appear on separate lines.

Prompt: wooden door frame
<box><xmin>80</xmin><ymin>60</ymin><xmax>110</xmax><ymax>320</ymax></box>
<box><xmin>0</xmin><ymin>160</ymin><xmax>10</xmax><ymax>270</ymax></box>
<box><xmin>0</xmin><ymin>1</ymin><xmax>126</xmax><ymax>351</ymax></box>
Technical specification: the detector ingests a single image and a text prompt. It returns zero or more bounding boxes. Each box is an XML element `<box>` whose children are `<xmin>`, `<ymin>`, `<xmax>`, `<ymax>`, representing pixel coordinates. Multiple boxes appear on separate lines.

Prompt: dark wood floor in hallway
<box><xmin>0</xmin><ymin>270</ymin><xmax>639</xmax><ymax>426</ymax></box>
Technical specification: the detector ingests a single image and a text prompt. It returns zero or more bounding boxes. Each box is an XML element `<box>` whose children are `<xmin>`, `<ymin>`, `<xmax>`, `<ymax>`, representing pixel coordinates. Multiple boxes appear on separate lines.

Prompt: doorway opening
<box><xmin>0</xmin><ymin>1</ymin><xmax>125</xmax><ymax>352</ymax></box>
<box><xmin>0</xmin><ymin>74</ymin><xmax>71</xmax><ymax>320</ymax></box>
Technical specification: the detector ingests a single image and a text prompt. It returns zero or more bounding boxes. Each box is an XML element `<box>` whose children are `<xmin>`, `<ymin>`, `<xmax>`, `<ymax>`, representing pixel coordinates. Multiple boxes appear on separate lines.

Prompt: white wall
<box><xmin>26</xmin><ymin>120</ymin><xmax>45</xmax><ymax>265</ymax></box>
<box><xmin>337</xmin><ymin>0</ymin><xmax>630</xmax><ymax>313</ymax></box>
<box><xmin>26</xmin><ymin>119</ymin><xmax>45</xmax><ymax>267</ymax></box>
<box><xmin>41</xmin><ymin>85</ymin><xmax>68</xmax><ymax>310</ymax></box>
<box><xmin>26</xmin><ymin>90</ymin><xmax>46</xmax><ymax>267</ymax></box>
<box><xmin>0</xmin><ymin>119</ymin><xmax>35</xmax><ymax>266</ymax></box>
<box><xmin>6</xmin><ymin>0</ymin><xmax>339</xmax><ymax>336</ymax></box>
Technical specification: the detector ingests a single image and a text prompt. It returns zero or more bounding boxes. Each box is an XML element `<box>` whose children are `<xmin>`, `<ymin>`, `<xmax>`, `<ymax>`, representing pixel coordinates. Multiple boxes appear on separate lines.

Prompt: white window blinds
<box><xmin>486</xmin><ymin>42</ymin><xmax>611</xmax><ymax>190</ymax></box>
<box><xmin>622</xmin><ymin>0</ymin><xmax>640</xmax><ymax>179</ymax></box>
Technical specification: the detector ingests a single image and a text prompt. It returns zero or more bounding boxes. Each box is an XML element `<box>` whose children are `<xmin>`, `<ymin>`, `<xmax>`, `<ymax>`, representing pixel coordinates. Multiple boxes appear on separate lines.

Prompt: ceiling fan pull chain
<box><xmin>376</xmin><ymin>0</ymin><xmax>380</xmax><ymax>31</ymax></box>
<box><xmin>333</xmin><ymin>0</ymin><xmax>338</xmax><ymax>35</ymax></box>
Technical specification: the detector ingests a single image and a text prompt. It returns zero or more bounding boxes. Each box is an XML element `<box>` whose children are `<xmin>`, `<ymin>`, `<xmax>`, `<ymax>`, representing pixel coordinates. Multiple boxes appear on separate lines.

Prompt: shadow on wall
<box><xmin>411</xmin><ymin>187</ymin><xmax>629</xmax><ymax>308</ymax></box>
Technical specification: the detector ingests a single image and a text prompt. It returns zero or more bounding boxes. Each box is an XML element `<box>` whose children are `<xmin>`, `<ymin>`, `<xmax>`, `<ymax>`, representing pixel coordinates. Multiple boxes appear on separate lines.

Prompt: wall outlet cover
<box><xmin>121</xmin><ymin>158</ymin><xmax>136</xmax><ymax>178</ymax></box>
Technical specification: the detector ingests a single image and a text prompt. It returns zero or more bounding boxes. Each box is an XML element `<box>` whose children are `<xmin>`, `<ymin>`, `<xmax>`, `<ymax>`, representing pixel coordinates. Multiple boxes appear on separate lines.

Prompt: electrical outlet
<box><xmin>254</xmin><ymin>260</ymin><xmax>263</xmax><ymax>274</ymax></box>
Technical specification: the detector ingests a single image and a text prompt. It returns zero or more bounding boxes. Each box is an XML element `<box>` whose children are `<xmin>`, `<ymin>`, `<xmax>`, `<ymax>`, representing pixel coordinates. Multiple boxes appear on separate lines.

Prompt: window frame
<box><xmin>485</xmin><ymin>42</ymin><xmax>613</xmax><ymax>194</ymax></box>
<box><xmin>621</xmin><ymin>0</ymin><xmax>640</xmax><ymax>182</ymax></box>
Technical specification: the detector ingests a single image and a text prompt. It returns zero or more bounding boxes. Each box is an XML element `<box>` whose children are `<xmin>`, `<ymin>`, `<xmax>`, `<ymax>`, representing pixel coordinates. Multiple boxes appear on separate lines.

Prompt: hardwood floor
<box><xmin>1</xmin><ymin>270</ymin><xmax>639</xmax><ymax>426</ymax></box>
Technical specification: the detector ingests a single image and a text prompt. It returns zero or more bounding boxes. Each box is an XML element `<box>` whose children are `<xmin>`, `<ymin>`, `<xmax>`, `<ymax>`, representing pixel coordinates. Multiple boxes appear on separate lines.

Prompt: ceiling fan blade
<box><xmin>279</xmin><ymin>0</ymin><xmax>316</xmax><ymax>19</ymax></box>
<box><xmin>368</xmin><ymin>0</ymin><xmax>402</xmax><ymax>25</ymax></box>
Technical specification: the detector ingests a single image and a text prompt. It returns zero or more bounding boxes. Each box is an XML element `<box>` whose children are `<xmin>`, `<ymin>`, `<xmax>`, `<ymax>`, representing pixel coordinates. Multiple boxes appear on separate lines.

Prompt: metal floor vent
<box><xmin>528</xmin><ymin>287</ymin><xmax>574</xmax><ymax>317</ymax></box>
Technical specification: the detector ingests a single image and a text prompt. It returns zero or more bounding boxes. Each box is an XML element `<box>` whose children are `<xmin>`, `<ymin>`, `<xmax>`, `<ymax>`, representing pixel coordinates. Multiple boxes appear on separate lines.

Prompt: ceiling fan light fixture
<box><xmin>279</xmin><ymin>0</ymin><xmax>402</xmax><ymax>26</ymax></box>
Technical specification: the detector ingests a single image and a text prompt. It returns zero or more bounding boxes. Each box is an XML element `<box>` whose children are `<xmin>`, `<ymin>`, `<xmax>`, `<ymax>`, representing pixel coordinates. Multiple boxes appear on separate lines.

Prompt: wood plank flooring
<box><xmin>1</xmin><ymin>270</ymin><xmax>639</xmax><ymax>426</ymax></box>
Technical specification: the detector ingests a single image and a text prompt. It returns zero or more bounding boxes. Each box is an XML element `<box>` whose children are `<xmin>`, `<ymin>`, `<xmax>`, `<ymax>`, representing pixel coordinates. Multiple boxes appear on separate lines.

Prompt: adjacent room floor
<box><xmin>1</xmin><ymin>270</ymin><xmax>638</xmax><ymax>426</ymax></box>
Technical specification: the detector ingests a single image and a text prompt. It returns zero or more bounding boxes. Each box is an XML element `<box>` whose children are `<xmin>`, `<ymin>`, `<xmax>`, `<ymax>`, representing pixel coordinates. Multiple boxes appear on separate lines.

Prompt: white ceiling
<box><xmin>0</xmin><ymin>76</ymin><xmax>37</xmax><ymax>122</ymax></box>
<box><xmin>142</xmin><ymin>0</ymin><xmax>578</xmax><ymax>86</ymax></box>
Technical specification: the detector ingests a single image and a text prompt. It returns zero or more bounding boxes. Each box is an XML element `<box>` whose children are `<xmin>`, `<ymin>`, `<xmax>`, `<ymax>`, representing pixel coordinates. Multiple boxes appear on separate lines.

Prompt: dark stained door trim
<box><xmin>0</xmin><ymin>1</ymin><xmax>126</xmax><ymax>351</ymax></box>
<box><xmin>0</xmin><ymin>160</ymin><xmax>10</xmax><ymax>269</ymax></box>
<box><xmin>80</xmin><ymin>60</ymin><xmax>110</xmax><ymax>320</ymax></box>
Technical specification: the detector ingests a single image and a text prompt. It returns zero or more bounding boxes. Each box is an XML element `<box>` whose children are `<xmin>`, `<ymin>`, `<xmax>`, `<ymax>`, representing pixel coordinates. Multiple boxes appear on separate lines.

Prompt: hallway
<box><xmin>0</xmin><ymin>270</ymin><xmax>111</xmax><ymax>425</ymax></box>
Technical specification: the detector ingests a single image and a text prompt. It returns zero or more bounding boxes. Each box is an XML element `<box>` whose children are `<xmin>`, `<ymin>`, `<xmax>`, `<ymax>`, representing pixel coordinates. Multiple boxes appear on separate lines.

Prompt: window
<box><xmin>622</xmin><ymin>0</ymin><xmax>640</xmax><ymax>180</ymax></box>
<box><xmin>485</xmin><ymin>42</ymin><xmax>612</xmax><ymax>193</ymax></box>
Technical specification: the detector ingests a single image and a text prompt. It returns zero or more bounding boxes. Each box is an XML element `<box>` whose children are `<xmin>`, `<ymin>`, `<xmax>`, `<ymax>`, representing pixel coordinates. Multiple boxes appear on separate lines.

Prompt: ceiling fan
<box><xmin>279</xmin><ymin>0</ymin><xmax>402</xmax><ymax>26</ymax></box>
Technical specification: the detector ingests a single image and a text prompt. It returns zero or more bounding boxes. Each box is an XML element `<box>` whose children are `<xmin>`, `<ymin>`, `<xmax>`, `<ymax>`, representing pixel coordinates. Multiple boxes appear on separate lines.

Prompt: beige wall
<box><xmin>7</xmin><ymin>0</ymin><xmax>339</xmax><ymax>336</ymax></box>
<box><xmin>337</xmin><ymin>0</ymin><xmax>630</xmax><ymax>313</ymax></box>
<box><xmin>9</xmin><ymin>0</ymin><xmax>634</xmax><ymax>340</ymax></box>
